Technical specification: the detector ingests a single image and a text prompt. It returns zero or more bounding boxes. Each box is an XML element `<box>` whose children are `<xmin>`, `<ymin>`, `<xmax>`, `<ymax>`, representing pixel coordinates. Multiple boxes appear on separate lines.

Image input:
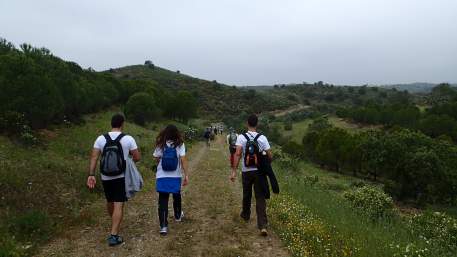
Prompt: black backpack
<box><xmin>243</xmin><ymin>133</ymin><xmax>261</xmax><ymax>168</ymax></box>
<box><xmin>100</xmin><ymin>133</ymin><xmax>126</xmax><ymax>176</ymax></box>
<box><xmin>229</xmin><ymin>132</ymin><xmax>237</xmax><ymax>147</ymax></box>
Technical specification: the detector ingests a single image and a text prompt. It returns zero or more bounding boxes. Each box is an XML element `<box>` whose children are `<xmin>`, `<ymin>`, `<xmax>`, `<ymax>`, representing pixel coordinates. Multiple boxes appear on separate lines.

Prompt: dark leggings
<box><xmin>158</xmin><ymin>192</ymin><xmax>182</xmax><ymax>228</ymax></box>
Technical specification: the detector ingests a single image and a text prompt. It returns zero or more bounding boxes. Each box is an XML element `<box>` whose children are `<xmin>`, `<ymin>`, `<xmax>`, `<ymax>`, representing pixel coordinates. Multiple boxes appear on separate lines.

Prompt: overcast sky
<box><xmin>1</xmin><ymin>0</ymin><xmax>456</xmax><ymax>86</ymax></box>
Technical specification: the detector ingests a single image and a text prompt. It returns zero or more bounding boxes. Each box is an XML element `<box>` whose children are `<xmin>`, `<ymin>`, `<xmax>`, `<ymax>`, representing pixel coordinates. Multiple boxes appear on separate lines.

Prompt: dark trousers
<box><xmin>241</xmin><ymin>170</ymin><xmax>267</xmax><ymax>229</ymax></box>
<box><xmin>158</xmin><ymin>192</ymin><xmax>181</xmax><ymax>228</ymax></box>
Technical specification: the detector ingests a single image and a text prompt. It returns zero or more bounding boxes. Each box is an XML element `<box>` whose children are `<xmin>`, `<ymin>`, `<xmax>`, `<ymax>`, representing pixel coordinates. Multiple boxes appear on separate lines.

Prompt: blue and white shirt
<box><xmin>153</xmin><ymin>141</ymin><xmax>186</xmax><ymax>178</ymax></box>
<box><xmin>153</xmin><ymin>141</ymin><xmax>186</xmax><ymax>193</ymax></box>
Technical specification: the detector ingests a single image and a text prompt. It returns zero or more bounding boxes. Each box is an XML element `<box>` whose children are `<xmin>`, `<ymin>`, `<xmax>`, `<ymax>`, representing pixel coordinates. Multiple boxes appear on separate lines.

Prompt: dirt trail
<box><xmin>270</xmin><ymin>104</ymin><xmax>310</xmax><ymax>117</ymax></box>
<box><xmin>37</xmin><ymin>136</ymin><xmax>289</xmax><ymax>257</ymax></box>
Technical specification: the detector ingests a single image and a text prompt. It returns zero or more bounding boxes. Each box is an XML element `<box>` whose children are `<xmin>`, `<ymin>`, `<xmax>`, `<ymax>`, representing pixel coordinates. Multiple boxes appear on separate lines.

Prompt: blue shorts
<box><xmin>156</xmin><ymin>177</ymin><xmax>182</xmax><ymax>194</ymax></box>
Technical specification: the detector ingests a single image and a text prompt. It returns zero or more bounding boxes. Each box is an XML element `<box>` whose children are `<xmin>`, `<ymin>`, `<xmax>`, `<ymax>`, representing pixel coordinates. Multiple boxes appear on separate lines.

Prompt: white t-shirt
<box><xmin>235</xmin><ymin>131</ymin><xmax>271</xmax><ymax>172</ymax></box>
<box><xmin>153</xmin><ymin>141</ymin><xmax>186</xmax><ymax>178</ymax></box>
<box><xmin>93</xmin><ymin>132</ymin><xmax>138</xmax><ymax>181</ymax></box>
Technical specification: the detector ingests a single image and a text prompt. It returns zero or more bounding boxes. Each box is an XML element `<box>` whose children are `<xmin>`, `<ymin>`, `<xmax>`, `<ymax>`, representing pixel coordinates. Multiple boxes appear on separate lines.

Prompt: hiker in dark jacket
<box><xmin>230</xmin><ymin>114</ymin><xmax>272</xmax><ymax>236</ymax></box>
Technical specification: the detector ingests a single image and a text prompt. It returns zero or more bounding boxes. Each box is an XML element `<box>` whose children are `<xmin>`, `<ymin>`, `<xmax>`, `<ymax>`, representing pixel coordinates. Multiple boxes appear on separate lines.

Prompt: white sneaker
<box><xmin>159</xmin><ymin>226</ymin><xmax>168</xmax><ymax>235</ymax></box>
<box><xmin>175</xmin><ymin>211</ymin><xmax>184</xmax><ymax>222</ymax></box>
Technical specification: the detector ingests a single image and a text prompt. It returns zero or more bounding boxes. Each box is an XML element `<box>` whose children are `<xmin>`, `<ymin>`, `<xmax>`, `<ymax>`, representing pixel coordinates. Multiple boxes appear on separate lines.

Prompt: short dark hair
<box><xmin>247</xmin><ymin>114</ymin><xmax>258</xmax><ymax>127</ymax></box>
<box><xmin>111</xmin><ymin>114</ymin><xmax>125</xmax><ymax>128</ymax></box>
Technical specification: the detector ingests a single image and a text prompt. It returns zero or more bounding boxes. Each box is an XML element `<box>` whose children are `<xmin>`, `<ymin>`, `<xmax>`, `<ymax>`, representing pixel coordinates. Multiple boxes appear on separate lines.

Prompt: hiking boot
<box><xmin>175</xmin><ymin>211</ymin><xmax>184</xmax><ymax>222</ymax></box>
<box><xmin>107</xmin><ymin>235</ymin><xmax>123</xmax><ymax>246</ymax></box>
<box><xmin>260</xmin><ymin>228</ymin><xmax>268</xmax><ymax>237</ymax></box>
<box><xmin>159</xmin><ymin>226</ymin><xmax>168</xmax><ymax>236</ymax></box>
<box><xmin>240</xmin><ymin>213</ymin><xmax>250</xmax><ymax>222</ymax></box>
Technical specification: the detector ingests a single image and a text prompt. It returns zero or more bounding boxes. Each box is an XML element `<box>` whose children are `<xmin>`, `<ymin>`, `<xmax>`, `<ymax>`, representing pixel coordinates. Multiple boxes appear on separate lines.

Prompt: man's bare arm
<box><xmin>89</xmin><ymin>148</ymin><xmax>101</xmax><ymax>176</ymax></box>
<box><xmin>230</xmin><ymin>146</ymin><xmax>242</xmax><ymax>182</ymax></box>
<box><xmin>130</xmin><ymin>149</ymin><xmax>141</xmax><ymax>162</ymax></box>
<box><xmin>87</xmin><ymin>148</ymin><xmax>101</xmax><ymax>189</ymax></box>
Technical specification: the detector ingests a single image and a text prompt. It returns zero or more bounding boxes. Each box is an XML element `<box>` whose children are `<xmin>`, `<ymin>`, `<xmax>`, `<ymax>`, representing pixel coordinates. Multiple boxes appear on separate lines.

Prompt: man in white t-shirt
<box><xmin>87</xmin><ymin>114</ymin><xmax>141</xmax><ymax>246</ymax></box>
<box><xmin>230</xmin><ymin>114</ymin><xmax>272</xmax><ymax>236</ymax></box>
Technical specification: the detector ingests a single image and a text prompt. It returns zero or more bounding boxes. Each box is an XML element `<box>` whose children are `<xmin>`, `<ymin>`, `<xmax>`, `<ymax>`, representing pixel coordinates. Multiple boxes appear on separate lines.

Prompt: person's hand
<box><xmin>230</xmin><ymin>170</ymin><xmax>237</xmax><ymax>182</ymax></box>
<box><xmin>183</xmin><ymin>175</ymin><xmax>189</xmax><ymax>186</ymax></box>
<box><xmin>87</xmin><ymin>175</ymin><xmax>96</xmax><ymax>189</ymax></box>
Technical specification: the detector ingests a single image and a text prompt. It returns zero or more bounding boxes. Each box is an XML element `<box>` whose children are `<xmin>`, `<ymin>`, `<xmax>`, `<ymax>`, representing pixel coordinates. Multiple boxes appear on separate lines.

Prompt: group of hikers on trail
<box><xmin>87</xmin><ymin>113</ymin><xmax>278</xmax><ymax>247</ymax></box>
<box><xmin>203</xmin><ymin>125</ymin><xmax>223</xmax><ymax>146</ymax></box>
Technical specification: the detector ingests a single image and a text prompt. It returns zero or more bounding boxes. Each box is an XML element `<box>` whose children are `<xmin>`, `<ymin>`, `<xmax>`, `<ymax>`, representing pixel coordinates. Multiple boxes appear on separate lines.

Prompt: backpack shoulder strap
<box><xmin>103</xmin><ymin>133</ymin><xmax>113</xmax><ymax>143</ymax></box>
<box><xmin>114</xmin><ymin>133</ymin><xmax>126</xmax><ymax>143</ymax></box>
<box><xmin>254</xmin><ymin>133</ymin><xmax>262</xmax><ymax>142</ymax></box>
<box><xmin>242</xmin><ymin>133</ymin><xmax>250</xmax><ymax>141</ymax></box>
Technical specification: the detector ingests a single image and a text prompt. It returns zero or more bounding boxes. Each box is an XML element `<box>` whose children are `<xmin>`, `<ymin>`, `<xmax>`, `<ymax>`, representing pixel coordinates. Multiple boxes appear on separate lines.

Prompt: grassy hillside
<box><xmin>270</xmin><ymin>148</ymin><xmax>457</xmax><ymax>257</ymax></box>
<box><xmin>0</xmin><ymin>111</ymin><xmax>160</xmax><ymax>256</ymax></box>
<box><xmin>272</xmin><ymin>116</ymin><xmax>377</xmax><ymax>144</ymax></box>
<box><xmin>108</xmin><ymin>65</ymin><xmax>295</xmax><ymax>119</ymax></box>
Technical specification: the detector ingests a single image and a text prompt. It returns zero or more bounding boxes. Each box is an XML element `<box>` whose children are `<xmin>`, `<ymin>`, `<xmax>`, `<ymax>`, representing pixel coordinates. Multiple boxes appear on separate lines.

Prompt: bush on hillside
<box><xmin>271</xmin><ymin>147</ymin><xmax>300</xmax><ymax>172</ymax></box>
<box><xmin>0</xmin><ymin>111</ymin><xmax>27</xmax><ymax>134</ymax></box>
<box><xmin>408</xmin><ymin>212</ymin><xmax>457</xmax><ymax>254</ymax></box>
<box><xmin>282</xmin><ymin>141</ymin><xmax>304</xmax><ymax>158</ymax></box>
<box><xmin>343</xmin><ymin>186</ymin><xmax>394</xmax><ymax>220</ymax></box>
<box><xmin>125</xmin><ymin>93</ymin><xmax>161</xmax><ymax>126</ymax></box>
<box><xmin>9</xmin><ymin>210</ymin><xmax>53</xmax><ymax>243</ymax></box>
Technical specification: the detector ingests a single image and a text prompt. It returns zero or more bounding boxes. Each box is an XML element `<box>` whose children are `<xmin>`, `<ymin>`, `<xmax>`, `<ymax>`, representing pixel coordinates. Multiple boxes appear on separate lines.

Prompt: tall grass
<box><xmin>0</xmin><ymin>111</ymin><xmax>158</xmax><ymax>256</ymax></box>
<box><xmin>270</xmin><ymin>164</ymin><xmax>436</xmax><ymax>256</ymax></box>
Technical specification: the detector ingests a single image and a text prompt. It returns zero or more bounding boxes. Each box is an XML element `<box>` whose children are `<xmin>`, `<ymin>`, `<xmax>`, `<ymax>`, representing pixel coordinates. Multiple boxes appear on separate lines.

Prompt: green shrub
<box><xmin>301</xmin><ymin>175</ymin><xmax>319</xmax><ymax>185</ymax></box>
<box><xmin>271</xmin><ymin>147</ymin><xmax>300</xmax><ymax>172</ymax></box>
<box><xmin>9</xmin><ymin>210</ymin><xmax>53</xmax><ymax>242</ymax></box>
<box><xmin>343</xmin><ymin>186</ymin><xmax>394</xmax><ymax>220</ymax></box>
<box><xmin>349</xmin><ymin>181</ymin><xmax>367</xmax><ymax>188</ymax></box>
<box><xmin>282</xmin><ymin>141</ymin><xmax>304</xmax><ymax>158</ymax></box>
<box><xmin>19</xmin><ymin>126</ymin><xmax>39</xmax><ymax>146</ymax></box>
<box><xmin>284</xmin><ymin>122</ymin><xmax>292</xmax><ymax>131</ymax></box>
<box><xmin>0</xmin><ymin>111</ymin><xmax>27</xmax><ymax>134</ymax></box>
<box><xmin>0</xmin><ymin>234</ymin><xmax>25</xmax><ymax>257</ymax></box>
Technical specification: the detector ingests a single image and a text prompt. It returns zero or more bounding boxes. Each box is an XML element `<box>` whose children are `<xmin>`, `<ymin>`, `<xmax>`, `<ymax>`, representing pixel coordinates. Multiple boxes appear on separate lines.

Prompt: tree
<box><xmin>419</xmin><ymin>114</ymin><xmax>457</xmax><ymax>141</ymax></box>
<box><xmin>430</xmin><ymin>83</ymin><xmax>456</xmax><ymax>105</ymax></box>
<box><xmin>144</xmin><ymin>60</ymin><xmax>154</xmax><ymax>69</ymax></box>
<box><xmin>125</xmin><ymin>93</ymin><xmax>161</xmax><ymax>126</ymax></box>
<box><xmin>163</xmin><ymin>91</ymin><xmax>198</xmax><ymax>122</ymax></box>
<box><xmin>315</xmin><ymin>128</ymin><xmax>350</xmax><ymax>172</ymax></box>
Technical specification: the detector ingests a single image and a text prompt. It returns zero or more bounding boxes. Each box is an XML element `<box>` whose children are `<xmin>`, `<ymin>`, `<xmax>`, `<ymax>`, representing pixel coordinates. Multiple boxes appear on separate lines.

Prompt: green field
<box><xmin>0</xmin><ymin>111</ymin><xmax>172</xmax><ymax>255</ymax></box>
<box><xmin>273</xmin><ymin>117</ymin><xmax>376</xmax><ymax>144</ymax></box>
<box><xmin>270</xmin><ymin>154</ymin><xmax>455</xmax><ymax>257</ymax></box>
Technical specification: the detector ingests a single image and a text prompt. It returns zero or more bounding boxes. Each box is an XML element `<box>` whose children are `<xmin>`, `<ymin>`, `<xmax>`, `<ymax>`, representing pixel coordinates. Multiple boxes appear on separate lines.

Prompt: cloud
<box><xmin>1</xmin><ymin>0</ymin><xmax>456</xmax><ymax>85</ymax></box>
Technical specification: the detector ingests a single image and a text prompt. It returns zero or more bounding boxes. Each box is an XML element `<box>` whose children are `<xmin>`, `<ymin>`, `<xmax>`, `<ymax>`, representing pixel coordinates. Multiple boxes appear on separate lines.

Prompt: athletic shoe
<box><xmin>159</xmin><ymin>226</ymin><xmax>168</xmax><ymax>236</ymax></box>
<box><xmin>107</xmin><ymin>235</ymin><xmax>124</xmax><ymax>246</ymax></box>
<box><xmin>175</xmin><ymin>211</ymin><xmax>184</xmax><ymax>222</ymax></box>
<box><xmin>260</xmin><ymin>228</ymin><xmax>268</xmax><ymax>237</ymax></box>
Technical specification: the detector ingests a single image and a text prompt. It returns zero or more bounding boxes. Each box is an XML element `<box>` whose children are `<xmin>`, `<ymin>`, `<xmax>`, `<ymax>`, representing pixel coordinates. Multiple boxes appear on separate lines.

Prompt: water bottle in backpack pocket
<box><xmin>161</xmin><ymin>146</ymin><xmax>179</xmax><ymax>171</ymax></box>
<box><xmin>100</xmin><ymin>133</ymin><xmax>126</xmax><ymax>176</ymax></box>
<box><xmin>243</xmin><ymin>133</ymin><xmax>261</xmax><ymax>168</ymax></box>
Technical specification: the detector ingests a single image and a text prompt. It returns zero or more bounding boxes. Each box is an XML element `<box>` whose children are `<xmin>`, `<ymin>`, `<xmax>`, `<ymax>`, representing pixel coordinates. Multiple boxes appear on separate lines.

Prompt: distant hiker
<box><xmin>153</xmin><ymin>125</ymin><xmax>189</xmax><ymax>236</ymax></box>
<box><xmin>230</xmin><ymin>114</ymin><xmax>274</xmax><ymax>236</ymax></box>
<box><xmin>214</xmin><ymin>127</ymin><xmax>218</xmax><ymax>135</ymax></box>
<box><xmin>204</xmin><ymin>128</ymin><xmax>211</xmax><ymax>147</ymax></box>
<box><xmin>87</xmin><ymin>113</ymin><xmax>141</xmax><ymax>246</ymax></box>
<box><xmin>226</xmin><ymin>128</ymin><xmax>238</xmax><ymax>168</ymax></box>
